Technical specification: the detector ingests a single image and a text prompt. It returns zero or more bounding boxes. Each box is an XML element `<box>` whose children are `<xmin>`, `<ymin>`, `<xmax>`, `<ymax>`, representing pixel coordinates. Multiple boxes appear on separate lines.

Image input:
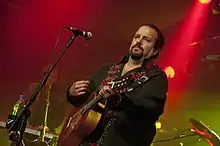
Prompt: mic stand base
<box><xmin>8</xmin><ymin>108</ymin><xmax>31</xmax><ymax>146</ymax></box>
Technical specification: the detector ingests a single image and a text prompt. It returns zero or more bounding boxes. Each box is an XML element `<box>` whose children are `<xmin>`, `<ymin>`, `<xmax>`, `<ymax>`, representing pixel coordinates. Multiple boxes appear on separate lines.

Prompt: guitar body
<box><xmin>57</xmin><ymin>107</ymin><xmax>102</xmax><ymax>146</ymax></box>
<box><xmin>57</xmin><ymin>75</ymin><xmax>134</xmax><ymax>146</ymax></box>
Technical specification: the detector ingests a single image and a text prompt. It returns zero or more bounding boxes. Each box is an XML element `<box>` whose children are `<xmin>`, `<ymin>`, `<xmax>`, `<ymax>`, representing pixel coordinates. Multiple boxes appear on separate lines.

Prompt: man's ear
<box><xmin>153</xmin><ymin>48</ymin><xmax>159</xmax><ymax>56</ymax></box>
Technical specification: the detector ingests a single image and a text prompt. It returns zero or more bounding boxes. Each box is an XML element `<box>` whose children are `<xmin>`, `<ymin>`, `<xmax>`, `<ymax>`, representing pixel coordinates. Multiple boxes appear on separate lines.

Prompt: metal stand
<box><xmin>40</xmin><ymin>82</ymin><xmax>52</xmax><ymax>143</ymax></box>
<box><xmin>32</xmin><ymin>82</ymin><xmax>53</xmax><ymax>146</ymax></box>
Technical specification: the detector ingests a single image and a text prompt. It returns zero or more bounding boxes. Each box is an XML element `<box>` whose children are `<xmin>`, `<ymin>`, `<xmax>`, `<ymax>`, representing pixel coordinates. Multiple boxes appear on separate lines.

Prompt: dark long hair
<box><xmin>144</xmin><ymin>24</ymin><xmax>165</xmax><ymax>59</ymax></box>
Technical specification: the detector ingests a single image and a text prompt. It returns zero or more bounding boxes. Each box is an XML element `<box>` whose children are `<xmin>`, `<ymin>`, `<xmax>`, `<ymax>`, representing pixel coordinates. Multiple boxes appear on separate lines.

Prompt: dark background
<box><xmin>0</xmin><ymin>0</ymin><xmax>220</xmax><ymax>145</ymax></box>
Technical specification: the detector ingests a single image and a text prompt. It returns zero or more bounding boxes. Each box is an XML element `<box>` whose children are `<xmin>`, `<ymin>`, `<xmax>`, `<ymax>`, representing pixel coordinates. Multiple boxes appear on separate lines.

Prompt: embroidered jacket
<box><xmin>67</xmin><ymin>56</ymin><xmax>168</xmax><ymax>146</ymax></box>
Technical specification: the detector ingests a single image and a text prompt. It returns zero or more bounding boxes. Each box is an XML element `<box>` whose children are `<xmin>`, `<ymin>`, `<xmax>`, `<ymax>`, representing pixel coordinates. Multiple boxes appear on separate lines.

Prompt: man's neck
<box><xmin>121</xmin><ymin>57</ymin><xmax>142</xmax><ymax>76</ymax></box>
<box><xmin>121</xmin><ymin>57</ymin><xmax>143</xmax><ymax>76</ymax></box>
<box><xmin>126</xmin><ymin>57</ymin><xmax>143</xmax><ymax>67</ymax></box>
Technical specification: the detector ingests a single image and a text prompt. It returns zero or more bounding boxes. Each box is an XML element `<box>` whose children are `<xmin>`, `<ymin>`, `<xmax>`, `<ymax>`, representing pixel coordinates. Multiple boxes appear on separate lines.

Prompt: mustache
<box><xmin>131</xmin><ymin>43</ymin><xmax>144</xmax><ymax>51</ymax></box>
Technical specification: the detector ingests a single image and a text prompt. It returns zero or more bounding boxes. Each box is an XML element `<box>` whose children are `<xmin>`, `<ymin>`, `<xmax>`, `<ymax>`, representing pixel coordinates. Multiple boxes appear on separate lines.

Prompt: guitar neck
<box><xmin>82</xmin><ymin>93</ymin><xmax>103</xmax><ymax>114</ymax></box>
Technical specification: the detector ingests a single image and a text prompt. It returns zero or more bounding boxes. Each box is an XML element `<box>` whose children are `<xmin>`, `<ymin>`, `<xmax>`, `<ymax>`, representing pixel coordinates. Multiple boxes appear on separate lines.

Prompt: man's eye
<box><xmin>144</xmin><ymin>38</ymin><xmax>150</xmax><ymax>42</ymax></box>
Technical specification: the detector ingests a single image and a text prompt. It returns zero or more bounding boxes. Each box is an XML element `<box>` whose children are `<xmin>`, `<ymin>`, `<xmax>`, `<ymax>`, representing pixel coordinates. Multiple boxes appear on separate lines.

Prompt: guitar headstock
<box><xmin>108</xmin><ymin>75</ymin><xmax>135</xmax><ymax>93</ymax></box>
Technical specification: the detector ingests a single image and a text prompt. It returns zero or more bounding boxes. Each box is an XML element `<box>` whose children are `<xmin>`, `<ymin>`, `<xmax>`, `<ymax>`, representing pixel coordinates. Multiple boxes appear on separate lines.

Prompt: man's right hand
<box><xmin>69</xmin><ymin>80</ymin><xmax>90</xmax><ymax>96</ymax></box>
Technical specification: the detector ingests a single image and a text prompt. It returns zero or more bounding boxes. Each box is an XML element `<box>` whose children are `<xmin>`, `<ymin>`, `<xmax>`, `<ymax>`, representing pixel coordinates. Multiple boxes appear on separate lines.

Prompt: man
<box><xmin>67</xmin><ymin>24</ymin><xmax>168</xmax><ymax>146</ymax></box>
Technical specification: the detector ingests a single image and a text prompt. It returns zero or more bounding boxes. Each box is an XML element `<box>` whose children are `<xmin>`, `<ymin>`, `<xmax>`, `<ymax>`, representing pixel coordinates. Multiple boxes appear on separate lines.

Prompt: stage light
<box><xmin>164</xmin><ymin>66</ymin><xmax>175</xmax><ymax>79</ymax></box>
<box><xmin>198</xmin><ymin>0</ymin><xmax>212</xmax><ymax>4</ymax></box>
<box><xmin>155</xmin><ymin>121</ymin><xmax>162</xmax><ymax>129</ymax></box>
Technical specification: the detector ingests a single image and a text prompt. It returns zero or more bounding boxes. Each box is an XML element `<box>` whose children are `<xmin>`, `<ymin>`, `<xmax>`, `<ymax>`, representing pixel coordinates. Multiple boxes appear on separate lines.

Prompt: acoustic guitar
<box><xmin>57</xmin><ymin>75</ymin><xmax>134</xmax><ymax>146</ymax></box>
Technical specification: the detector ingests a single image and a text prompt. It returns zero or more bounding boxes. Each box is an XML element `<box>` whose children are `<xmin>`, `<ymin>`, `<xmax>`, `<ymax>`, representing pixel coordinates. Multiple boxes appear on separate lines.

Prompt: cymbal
<box><xmin>189</xmin><ymin>118</ymin><xmax>220</xmax><ymax>146</ymax></box>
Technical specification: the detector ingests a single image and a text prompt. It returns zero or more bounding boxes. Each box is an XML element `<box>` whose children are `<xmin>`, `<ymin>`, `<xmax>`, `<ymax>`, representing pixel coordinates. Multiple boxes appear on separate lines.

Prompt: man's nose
<box><xmin>136</xmin><ymin>41</ymin><xmax>142</xmax><ymax>46</ymax></box>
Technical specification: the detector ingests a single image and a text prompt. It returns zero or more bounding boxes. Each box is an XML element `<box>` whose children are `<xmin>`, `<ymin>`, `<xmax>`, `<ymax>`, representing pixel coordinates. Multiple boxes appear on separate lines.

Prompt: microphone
<box><xmin>65</xmin><ymin>27</ymin><xmax>92</xmax><ymax>40</ymax></box>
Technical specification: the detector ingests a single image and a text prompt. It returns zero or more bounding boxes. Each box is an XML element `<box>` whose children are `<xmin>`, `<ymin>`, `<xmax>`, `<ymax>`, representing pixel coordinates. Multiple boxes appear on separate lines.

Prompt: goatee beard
<box><xmin>129</xmin><ymin>50</ymin><xmax>143</xmax><ymax>61</ymax></box>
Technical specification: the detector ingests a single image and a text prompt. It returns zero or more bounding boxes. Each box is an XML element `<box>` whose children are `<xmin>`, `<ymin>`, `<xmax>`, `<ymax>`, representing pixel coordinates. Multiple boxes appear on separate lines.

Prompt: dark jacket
<box><xmin>67</xmin><ymin>56</ymin><xmax>168</xmax><ymax>146</ymax></box>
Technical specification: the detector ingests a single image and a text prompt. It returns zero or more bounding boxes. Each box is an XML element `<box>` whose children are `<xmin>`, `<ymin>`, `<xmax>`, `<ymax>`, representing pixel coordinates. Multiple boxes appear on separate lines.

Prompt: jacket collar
<box><xmin>118</xmin><ymin>55</ymin><xmax>157</xmax><ymax>69</ymax></box>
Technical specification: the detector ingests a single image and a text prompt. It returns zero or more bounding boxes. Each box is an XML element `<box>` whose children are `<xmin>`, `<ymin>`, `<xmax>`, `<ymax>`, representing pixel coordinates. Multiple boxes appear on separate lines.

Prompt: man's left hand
<box><xmin>98</xmin><ymin>86</ymin><xmax>116</xmax><ymax>99</ymax></box>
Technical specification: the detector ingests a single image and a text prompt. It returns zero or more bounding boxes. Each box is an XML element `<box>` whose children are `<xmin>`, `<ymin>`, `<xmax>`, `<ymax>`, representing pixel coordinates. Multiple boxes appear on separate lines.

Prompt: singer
<box><xmin>67</xmin><ymin>24</ymin><xmax>168</xmax><ymax>146</ymax></box>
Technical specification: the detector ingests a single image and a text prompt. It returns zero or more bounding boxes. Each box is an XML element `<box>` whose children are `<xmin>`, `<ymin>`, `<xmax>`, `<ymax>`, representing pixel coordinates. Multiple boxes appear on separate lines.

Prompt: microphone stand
<box><xmin>7</xmin><ymin>34</ymin><xmax>77</xmax><ymax>146</ymax></box>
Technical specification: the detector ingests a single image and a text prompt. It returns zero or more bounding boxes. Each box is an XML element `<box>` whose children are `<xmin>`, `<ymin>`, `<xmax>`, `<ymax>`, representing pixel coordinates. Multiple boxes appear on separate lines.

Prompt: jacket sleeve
<box><xmin>67</xmin><ymin>65</ymin><xmax>109</xmax><ymax>107</ymax></box>
<box><xmin>123</xmin><ymin>71</ymin><xmax>168</xmax><ymax>118</ymax></box>
<box><xmin>133</xmin><ymin>71</ymin><xmax>167</xmax><ymax>106</ymax></box>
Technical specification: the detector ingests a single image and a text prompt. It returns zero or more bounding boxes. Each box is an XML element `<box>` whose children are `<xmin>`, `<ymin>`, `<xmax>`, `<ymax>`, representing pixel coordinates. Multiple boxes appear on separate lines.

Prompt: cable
<box><xmin>45</xmin><ymin>27</ymin><xmax>66</xmax><ymax>75</ymax></box>
<box><xmin>152</xmin><ymin>133</ymin><xmax>198</xmax><ymax>143</ymax></box>
<box><xmin>168</xmin><ymin>128</ymin><xmax>192</xmax><ymax>140</ymax></box>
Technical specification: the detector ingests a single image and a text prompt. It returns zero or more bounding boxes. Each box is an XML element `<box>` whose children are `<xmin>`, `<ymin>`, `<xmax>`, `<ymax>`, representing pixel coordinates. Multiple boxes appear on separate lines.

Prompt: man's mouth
<box><xmin>132</xmin><ymin>45</ymin><xmax>143</xmax><ymax>52</ymax></box>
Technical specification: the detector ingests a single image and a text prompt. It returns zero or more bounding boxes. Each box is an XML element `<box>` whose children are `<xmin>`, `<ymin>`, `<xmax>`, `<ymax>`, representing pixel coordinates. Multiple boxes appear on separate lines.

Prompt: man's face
<box><xmin>129</xmin><ymin>26</ymin><xmax>158</xmax><ymax>61</ymax></box>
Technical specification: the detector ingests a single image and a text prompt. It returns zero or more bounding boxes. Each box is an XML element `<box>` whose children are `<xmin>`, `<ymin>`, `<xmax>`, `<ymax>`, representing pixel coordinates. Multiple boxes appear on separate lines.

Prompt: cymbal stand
<box><xmin>41</xmin><ymin>82</ymin><xmax>51</xmax><ymax>144</ymax></box>
<box><xmin>34</xmin><ymin>82</ymin><xmax>53</xmax><ymax>146</ymax></box>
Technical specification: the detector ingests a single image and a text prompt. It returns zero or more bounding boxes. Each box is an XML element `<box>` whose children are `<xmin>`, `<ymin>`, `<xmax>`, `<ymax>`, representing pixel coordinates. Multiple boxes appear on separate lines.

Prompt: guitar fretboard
<box><xmin>81</xmin><ymin>94</ymin><xmax>103</xmax><ymax>114</ymax></box>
